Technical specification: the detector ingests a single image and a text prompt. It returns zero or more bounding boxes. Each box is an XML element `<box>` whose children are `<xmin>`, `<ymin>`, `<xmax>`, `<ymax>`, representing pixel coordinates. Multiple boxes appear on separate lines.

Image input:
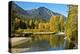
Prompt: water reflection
<box><xmin>31</xmin><ymin>34</ymin><xmax>65</xmax><ymax>50</ymax></box>
<box><xmin>12</xmin><ymin>34</ymin><xmax>65</xmax><ymax>52</ymax></box>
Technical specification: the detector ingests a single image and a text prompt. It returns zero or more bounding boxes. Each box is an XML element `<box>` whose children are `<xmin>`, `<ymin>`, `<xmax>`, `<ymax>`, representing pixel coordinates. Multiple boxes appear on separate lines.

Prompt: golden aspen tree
<box><xmin>59</xmin><ymin>16</ymin><xmax>64</xmax><ymax>32</ymax></box>
<box><xmin>49</xmin><ymin>16</ymin><xmax>59</xmax><ymax>32</ymax></box>
<box><xmin>45</xmin><ymin>23</ymin><xmax>50</xmax><ymax>31</ymax></box>
<box><xmin>65</xmin><ymin>5</ymin><xmax>78</xmax><ymax>49</ymax></box>
<box><xmin>65</xmin><ymin>5</ymin><xmax>78</xmax><ymax>39</ymax></box>
<box><xmin>38</xmin><ymin>23</ymin><xmax>45</xmax><ymax>31</ymax></box>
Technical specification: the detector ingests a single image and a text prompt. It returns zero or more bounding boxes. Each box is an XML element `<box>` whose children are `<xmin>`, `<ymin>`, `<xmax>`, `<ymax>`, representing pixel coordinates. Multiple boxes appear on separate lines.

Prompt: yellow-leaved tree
<box><xmin>49</xmin><ymin>16</ymin><xmax>59</xmax><ymax>32</ymax></box>
<box><xmin>65</xmin><ymin>5</ymin><xmax>78</xmax><ymax>48</ymax></box>
<box><xmin>38</xmin><ymin>23</ymin><xmax>45</xmax><ymax>31</ymax></box>
<box><xmin>59</xmin><ymin>16</ymin><xmax>64</xmax><ymax>32</ymax></box>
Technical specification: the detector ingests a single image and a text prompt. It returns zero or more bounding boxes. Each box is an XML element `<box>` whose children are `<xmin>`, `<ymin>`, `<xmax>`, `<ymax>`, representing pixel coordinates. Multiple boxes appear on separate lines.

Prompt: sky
<box><xmin>14</xmin><ymin>1</ymin><xmax>68</xmax><ymax>17</ymax></box>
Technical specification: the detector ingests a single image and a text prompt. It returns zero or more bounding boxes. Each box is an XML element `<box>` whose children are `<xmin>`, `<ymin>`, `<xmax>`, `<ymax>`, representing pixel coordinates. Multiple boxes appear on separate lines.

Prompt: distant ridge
<box><xmin>11</xmin><ymin>2</ymin><xmax>66</xmax><ymax>21</ymax></box>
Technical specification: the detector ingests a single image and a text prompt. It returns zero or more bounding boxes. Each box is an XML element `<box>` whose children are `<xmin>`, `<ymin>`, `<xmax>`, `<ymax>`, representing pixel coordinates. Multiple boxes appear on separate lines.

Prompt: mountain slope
<box><xmin>11</xmin><ymin>2</ymin><xmax>66</xmax><ymax>21</ymax></box>
<box><xmin>26</xmin><ymin>7</ymin><xmax>66</xmax><ymax>20</ymax></box>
